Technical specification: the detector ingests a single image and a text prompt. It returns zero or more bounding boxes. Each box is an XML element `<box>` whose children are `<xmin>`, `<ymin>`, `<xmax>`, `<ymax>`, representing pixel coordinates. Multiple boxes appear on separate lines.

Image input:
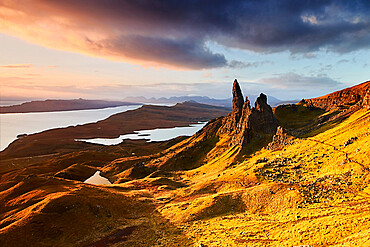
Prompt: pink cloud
<box><xmin>0</xmin><ymin>64</ymin><xmax>33</xmax><ymax>68</ymax></box>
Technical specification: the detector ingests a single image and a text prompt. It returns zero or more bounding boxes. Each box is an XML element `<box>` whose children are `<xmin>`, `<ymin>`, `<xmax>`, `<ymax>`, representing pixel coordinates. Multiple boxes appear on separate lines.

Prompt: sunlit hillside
<box><xmin>157</xmin><ymin>108</ymin><xmax>370</xmax><ymax>246</ymax></box>
<box><xmin>0</xmin><ymin>81</ymin><xmax>369</xmax><ymax>246</ymax></box>
<box><xmin>1</xmin><ymin>1</ymin><xmax>370</xmax><ymax>246</ymax></box>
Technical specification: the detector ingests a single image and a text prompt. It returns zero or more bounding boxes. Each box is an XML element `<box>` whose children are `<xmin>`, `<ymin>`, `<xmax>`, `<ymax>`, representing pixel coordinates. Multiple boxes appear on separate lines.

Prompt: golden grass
<box><xmin>157</xmin><ymin>108</ymin><xmax>370</xmax><ymax>246</ymax></box>
<box><xmin>1</xmin><ymin>106</ymin><xmax>369</xmax><ymax>246</ymax></box>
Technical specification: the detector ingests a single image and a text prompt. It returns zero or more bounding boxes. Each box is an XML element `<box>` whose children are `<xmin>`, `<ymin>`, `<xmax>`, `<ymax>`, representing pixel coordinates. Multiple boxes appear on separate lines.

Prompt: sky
<box><xmin>0</xmin><ymin>0</ymin><xmax>369</xmax><ymax>101</ymax></box>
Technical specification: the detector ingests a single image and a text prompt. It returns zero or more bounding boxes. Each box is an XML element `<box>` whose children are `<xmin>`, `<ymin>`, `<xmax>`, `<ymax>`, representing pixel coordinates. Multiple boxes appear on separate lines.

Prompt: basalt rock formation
<box><xmin>222</xmin><ymin>79</ymin><xmax>278</xmax><ymax>147</ymax></box>
<box><xmin>110</xmin><ymin>80</ymin><xmax>279</xmax><ymax>173</ymax></box>
<box><xmin>232</xmin><ymin>79</ymin><xmax>245</xmax><ymax>118</ymax></box>
<box><xmin>267</xmin><ymin>126</ymin><xmax>295</xmax><ymax>151</ymax></box>
<box><xmin>291</xmin><ymin>81</ymin><xmax>370</xmax><ymax>131</ymax></box>
<box><xmin>300</xmin><ymin>80</ymin><xmax>370</xmax><ymax>111</ymax></box>
<box><xmin>221</xmin><ymin>79</ymin><xmax>245</xmax><ymax>132</ymax></box>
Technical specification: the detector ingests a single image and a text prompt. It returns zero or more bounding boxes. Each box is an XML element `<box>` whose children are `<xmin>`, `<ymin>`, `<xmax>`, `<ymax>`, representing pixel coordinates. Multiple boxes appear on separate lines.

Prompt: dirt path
<box><xmin>305</xmin><ymin>138</ymin><xmax>368</xmax><ymax>171</ymax></box>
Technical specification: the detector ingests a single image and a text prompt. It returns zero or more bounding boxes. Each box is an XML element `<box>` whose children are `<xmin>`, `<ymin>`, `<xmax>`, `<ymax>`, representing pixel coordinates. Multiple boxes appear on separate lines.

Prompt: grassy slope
<box><xmin>0</xmin><ymin>176</ymin><xmax>194</xmax><ymax>247</ymax></box>
<box><xmin>1</xmin><ymin>104</ymin><xmax>369</xmax><ymax>246</ymax></box>
<box><xmin>157</xmin><ymin>108</ymin><xmax>370</xmax><ymax>246</ymax></box>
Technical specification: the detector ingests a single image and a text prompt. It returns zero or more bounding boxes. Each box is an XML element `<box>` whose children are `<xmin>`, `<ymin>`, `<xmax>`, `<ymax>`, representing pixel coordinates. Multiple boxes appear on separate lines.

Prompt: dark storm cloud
<box><xmin>1</xmin><ymin>0</ymin><xmax>369</xmax><ymax>69</ymax></box>
<box><xmin>105</xmin><ymin>35</ymin><xmax>228</xmax><ymax>69</ymax></box>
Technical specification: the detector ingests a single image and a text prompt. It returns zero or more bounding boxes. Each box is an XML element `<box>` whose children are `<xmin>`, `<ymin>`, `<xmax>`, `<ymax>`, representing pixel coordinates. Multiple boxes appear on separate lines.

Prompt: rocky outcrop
<box><xmin>249</xmin><ymin>93</ymin><xmax>278</xmax><ymax>134</ymax></box>
<box><xmin>300</xmin><ymin>81</ymin><xmax>370</xmax><ymax>111</ymax></box>
<box><xmin>140</xmin><ymin>80</ymin><xmax>279</xmax><ymax>172</ymax></box>
<box><xmin>232</xmin><ymin>79</ymin><xmax>244</xmax><ymax>117</ymax></box>
<box><xmin>222</xmin><ymin>80</ymin><xmax>278</xmax><ymax>147</ymax></box>
<box><xmin>221</xmin><ymin>79</ymin><xmax>245</xmax><ymax>132</ymax></box>
<box><xmin>267</xmin><ymin>126</ymin><xmax>295</xmax><ymax>151</ymax></box>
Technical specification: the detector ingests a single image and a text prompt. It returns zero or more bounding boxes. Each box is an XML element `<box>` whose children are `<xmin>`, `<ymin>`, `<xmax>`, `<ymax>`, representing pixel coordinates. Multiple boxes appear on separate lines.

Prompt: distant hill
<box><xmin>0</xmin><ymin>99</ymin><xmax>137</xmax><ymax>114</ymax></box>
<box><xmin>123</xmin><ymin>94</ymin><xmax>285</xmax><ymax>108</ymax></box>
<box><xmin>1</xmin><ymin>94</ymin><xmax>288</xmax><ymax>114</ymax></box>
<box><xmin>301</xmin><ymin>80</ymin><xmax>370</xmax><ymax>111</ymax></box>
<box><xmin>1</xmin><ymin>95</ymin><xmax>287</xmax><ymax>114</ymax></box>
<box><xmin>0</xmin><ymin>101</ymin><xmax>230</xmax><ymax>158</ymax></box>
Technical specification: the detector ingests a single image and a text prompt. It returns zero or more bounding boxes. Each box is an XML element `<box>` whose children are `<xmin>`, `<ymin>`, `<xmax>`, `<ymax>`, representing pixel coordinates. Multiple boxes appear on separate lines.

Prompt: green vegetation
<box><xmin>274</xmin><ymin>104</ymin><xmax>324</xmax><ymax>130</ymax></box>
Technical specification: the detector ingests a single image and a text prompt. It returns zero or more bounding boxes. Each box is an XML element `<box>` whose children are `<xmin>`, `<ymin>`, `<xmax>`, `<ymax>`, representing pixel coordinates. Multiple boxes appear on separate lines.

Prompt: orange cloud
<box><xmin>0</xmin><ymin>64</ymin><xmax>33</xmax><ymax>68</ymax></box>
<box><xmin>1</xmin><ymin>1</ymin><xmax>369</xmax><ymax>70</ymax></box>
<box><xmin>0</xmin><ymin>1</ymin><xmax>227</xmax><ymax>70</ymax></box>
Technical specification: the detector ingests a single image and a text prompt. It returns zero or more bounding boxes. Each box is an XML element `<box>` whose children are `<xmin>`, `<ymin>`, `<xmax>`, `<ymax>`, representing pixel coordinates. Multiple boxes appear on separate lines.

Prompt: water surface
<box><xmin>76</xmin><ymin>122</ymin><xmax>207</xmax><ymax>145</ymax></box>
<box><xmin>0</xmin><ymin>105</ymin><xmax>141</xmax><ymax>151</ymax></box>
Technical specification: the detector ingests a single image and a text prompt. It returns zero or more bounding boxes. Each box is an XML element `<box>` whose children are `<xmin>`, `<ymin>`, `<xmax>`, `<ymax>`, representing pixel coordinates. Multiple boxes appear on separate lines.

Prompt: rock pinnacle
<box><xmin>232</xmin><ymin>79</ymin><xmax>244</xmax><ymax>113</ymax></box>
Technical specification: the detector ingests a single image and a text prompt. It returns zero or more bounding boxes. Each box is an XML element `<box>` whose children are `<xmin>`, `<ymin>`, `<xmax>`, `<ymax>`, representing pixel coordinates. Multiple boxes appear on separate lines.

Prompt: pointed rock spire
<box><xmin>222</xmin><ymin>80</ymin><xmax>278</xmax><ymax>147</ymax></box>
<box><xmin>232</xmin><ymin>79</ymin><xmax>244</xmax><ymax>113</ymax></box>
<box><xmin>255</xmin><ymin>93</ymin><xmax>268</xmax><ymax>110</ymax></box>
<box><xmin>251</xmin><ymin>93</ymin><xmax>278</xmax><ymax>134</ymax></box>
<box><xmin>243</xmin><ymin>96</ymin><xmax>251</xmax><ymax>112</ymax></box>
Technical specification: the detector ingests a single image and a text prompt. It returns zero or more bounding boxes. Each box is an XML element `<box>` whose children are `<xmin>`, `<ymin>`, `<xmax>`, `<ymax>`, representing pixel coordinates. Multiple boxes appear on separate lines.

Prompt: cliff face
<box><xmin>222</xmin><ymin>79</ymin><xmax>278</xmax><ymax>147</ymax></box>
<box><xmin>363</xmin><ymin>89</ymin><xmax>370</xmax><ymax>110</ymax></box>
<box><xmin>221</xmin><ymin>79</ymin><xmax>245</xmax><ymax>132</ymax></box>
<box><xmin>232</xmin><ymin>79</ymin><xmax>245</xmax><ymax>117</ymax></box>
<box><xmin>301</xmin><ymin>81</ymin><xmax>370</xmax><ymax>111</ymax></box>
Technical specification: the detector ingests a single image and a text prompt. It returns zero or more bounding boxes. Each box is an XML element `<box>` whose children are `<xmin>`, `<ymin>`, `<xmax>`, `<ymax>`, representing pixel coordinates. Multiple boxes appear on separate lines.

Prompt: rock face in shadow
<box><xmin>222</xmin><ymin>80</ymin><xmax>278</xmax><ymax>147</ymax></box>
<box><xmin>250</xmin><ymin>93</ymin><xmax>278</xmax><ymax>134</ymax></box>
<box><xmin>232</xmin><ymin>79</ymin><xmax>245</xmax><ymax>118</ymax></box>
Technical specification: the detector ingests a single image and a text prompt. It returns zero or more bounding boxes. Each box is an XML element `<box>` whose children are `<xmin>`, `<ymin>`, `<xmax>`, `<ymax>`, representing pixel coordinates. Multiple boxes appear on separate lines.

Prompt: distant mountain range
<box><xmin>1</xmin><ymin>95</ymin><xmax>296</xmax><ymax>114</ymax></box>
<box><xmin>123</xmin><ymin>95</ymin><xmax>294</xmax><ymax>108</ymax></box>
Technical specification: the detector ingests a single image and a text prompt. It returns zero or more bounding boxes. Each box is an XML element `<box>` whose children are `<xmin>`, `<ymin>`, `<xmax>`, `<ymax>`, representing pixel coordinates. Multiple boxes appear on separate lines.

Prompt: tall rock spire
<box><xmin>222</xmin><ymin>79</ymin><xmax>277</xmax><ymax>148</ymax></box>
<box><xmin>250</xmin><ymin>93</ymin><xmax>278</xmax><ymax>134</ymax></box>
<box><xmin>232</xmin><ymin>79</ymin><xmax>244</xmax><ymax>114</ymax></box>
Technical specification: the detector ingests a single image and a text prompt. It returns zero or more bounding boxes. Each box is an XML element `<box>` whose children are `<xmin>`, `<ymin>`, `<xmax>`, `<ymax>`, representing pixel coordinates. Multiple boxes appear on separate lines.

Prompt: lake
<box><xmin>0</xmin><ymin>105</ymin><xmax>142</xmax><ymax>151</ymax></box>
<box><xmin>76</xmin><ymin>122</ymin><xmax>207</xmax><ymax>145</ymax></box>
